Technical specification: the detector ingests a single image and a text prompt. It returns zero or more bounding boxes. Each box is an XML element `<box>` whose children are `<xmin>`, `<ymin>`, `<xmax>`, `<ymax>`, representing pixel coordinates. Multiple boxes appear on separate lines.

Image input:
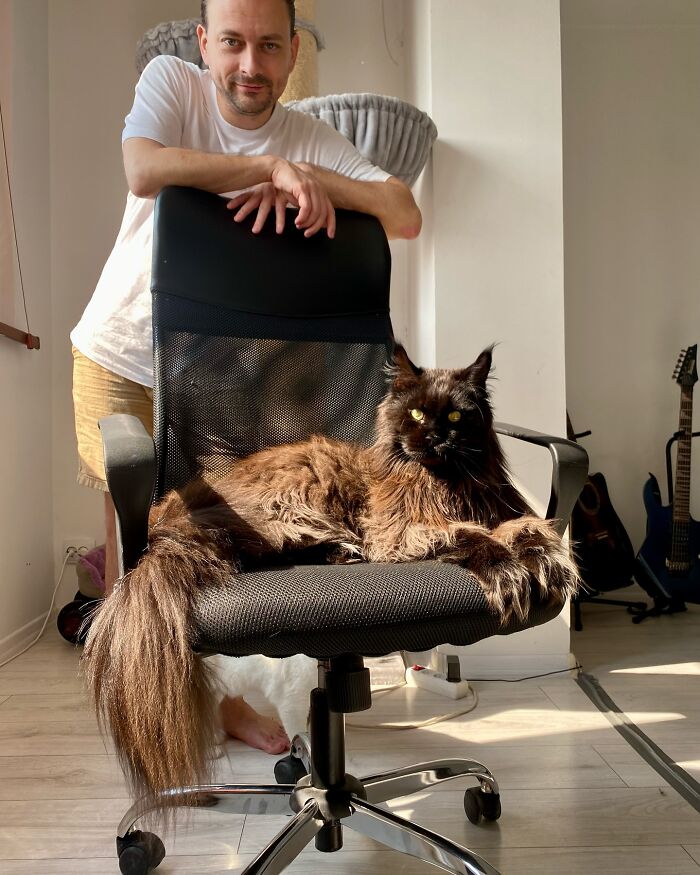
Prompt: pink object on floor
<box><xmin>77</xmin><ymin>544</ymin><xmax>106</xmax><ymax>595</ymax></box>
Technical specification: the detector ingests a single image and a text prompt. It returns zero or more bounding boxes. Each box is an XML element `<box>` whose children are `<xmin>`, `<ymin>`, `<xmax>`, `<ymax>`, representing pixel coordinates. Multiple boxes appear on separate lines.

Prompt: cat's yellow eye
<box><xmin>410</xmin><ymin>408</ymin><xmax>425</xmax><ymax>422</ymax></box>
<box><xmin>448</xmin><ymin>411</ymin><xmax>462</xmax><ymax>423</ymax></box>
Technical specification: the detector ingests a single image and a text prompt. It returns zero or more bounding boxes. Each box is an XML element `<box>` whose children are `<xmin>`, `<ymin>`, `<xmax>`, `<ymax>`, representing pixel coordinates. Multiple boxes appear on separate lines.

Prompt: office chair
<box><xmin>101</xmin><ymin>186</ymin><xmax>588</xmax><ymax>875</ymax></box>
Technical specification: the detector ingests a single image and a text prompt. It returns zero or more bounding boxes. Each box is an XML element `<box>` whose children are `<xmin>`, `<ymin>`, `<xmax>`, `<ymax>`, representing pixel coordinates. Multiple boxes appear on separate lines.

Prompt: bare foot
<box><xmin>219</xmin><ymin>695</ymin><xmax>290</xmax><ymax>754</ymax></box>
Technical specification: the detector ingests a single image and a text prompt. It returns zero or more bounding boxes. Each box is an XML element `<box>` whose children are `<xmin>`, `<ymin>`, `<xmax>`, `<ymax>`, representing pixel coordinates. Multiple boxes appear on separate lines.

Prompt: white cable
<box><xmin>0</xmin><ymin>552</ymin><xmax>74</xmax><ymax>669</ymax></box>
<box><xmin>347</xmin><ymin>681</ymin><xmax>480</xmax><ymax>731</ymax></box>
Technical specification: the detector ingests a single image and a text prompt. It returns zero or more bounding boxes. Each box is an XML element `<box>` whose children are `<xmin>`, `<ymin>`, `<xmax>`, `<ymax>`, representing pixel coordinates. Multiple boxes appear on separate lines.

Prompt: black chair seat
<box><xmin>192</xmin><ymin>560</ymin><xmax>561</xmax><ymax>658</ymax></box>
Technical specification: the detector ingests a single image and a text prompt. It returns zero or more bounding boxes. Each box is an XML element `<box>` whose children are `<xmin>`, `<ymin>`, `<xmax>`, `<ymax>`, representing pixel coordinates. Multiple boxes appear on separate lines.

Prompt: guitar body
<box><xmin>571</xmin><ymin>472</ymin><xmax>636</xmax><ymax>592</ymax></box>
<box><xmin>636</xmin><ymin>472</ymin><xmax>700</xmax><ymax>604</ymax></box>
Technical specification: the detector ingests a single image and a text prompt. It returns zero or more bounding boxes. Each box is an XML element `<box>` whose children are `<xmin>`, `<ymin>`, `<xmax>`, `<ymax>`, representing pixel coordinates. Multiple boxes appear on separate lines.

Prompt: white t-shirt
<box><xmin>71</xmin><ymin>55</ymin><xmax>391</xmax><ymax>387</ymax></box>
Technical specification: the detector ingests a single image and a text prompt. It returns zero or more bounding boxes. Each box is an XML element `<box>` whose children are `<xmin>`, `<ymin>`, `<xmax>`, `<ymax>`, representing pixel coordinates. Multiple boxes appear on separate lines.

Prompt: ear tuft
<box><xmin>457</xmin><ymin>345</ymin><xmax>494</xmax><ymax>388</ymax></box>
<box><xmin>386</xmin><ymin>343</ymin><xmax>423</xmax><ymax>391</ymax></box>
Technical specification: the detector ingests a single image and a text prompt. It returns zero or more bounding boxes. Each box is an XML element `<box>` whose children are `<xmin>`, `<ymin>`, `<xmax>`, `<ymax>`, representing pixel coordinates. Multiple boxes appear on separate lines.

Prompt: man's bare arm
<box><xmin>297</xmin><ymin>164</ymin><xmax>422</xmax><ymax>241</ymax></box>
<box><xmin>123</xmin><ymin>138</ymin><xmax>334</xmax><ymax>233</ymax></box>
<box><xmin>123</xmin><ymin>138</ymin><xmax>277</xmax><ymax>199</ymax></box>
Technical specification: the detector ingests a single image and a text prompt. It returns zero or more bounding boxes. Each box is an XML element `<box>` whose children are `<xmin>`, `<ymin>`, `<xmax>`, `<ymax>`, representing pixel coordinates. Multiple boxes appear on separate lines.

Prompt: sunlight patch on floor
<box><xmin>403</xmin><ymin>706</ymin><xmax>688</xmax><ymax>745</ymax></box>
<box><xmin>619</xmin><ymin>712</ymin><xmax>687</xmax><ymax>726</ymax></box>
<box><xmin>611</xmin><ymin>662</ymin><xmax>700</xmax><ymax>676</ymax></box>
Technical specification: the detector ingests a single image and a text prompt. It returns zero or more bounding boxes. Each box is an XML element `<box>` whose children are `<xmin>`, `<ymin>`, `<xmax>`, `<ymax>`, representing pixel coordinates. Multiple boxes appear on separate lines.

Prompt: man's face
<box><xmin>198</xmin><ymin>0</ymin><xmax>299</xmax><ymax>129</ymax></box>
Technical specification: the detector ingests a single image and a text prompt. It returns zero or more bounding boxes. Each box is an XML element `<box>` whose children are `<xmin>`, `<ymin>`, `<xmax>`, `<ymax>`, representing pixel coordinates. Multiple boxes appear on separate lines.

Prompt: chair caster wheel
<box><xmin>274</xmin><ymin>752</ymin><xmax>308</xmax><ymax>784</ymax></box>
<box><xmin>463</xmin><ymin>787</ymin><xmax>501</xmax><ymax>824</ymax></box>
<box><xmin>117</xmin><ymin>830</ymin><xmax>165</xmax><ymax>874</ymax></box>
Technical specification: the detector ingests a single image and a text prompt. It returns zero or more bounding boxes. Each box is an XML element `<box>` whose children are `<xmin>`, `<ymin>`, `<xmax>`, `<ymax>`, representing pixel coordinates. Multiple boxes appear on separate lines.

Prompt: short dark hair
<box><xmin>200</xmin><ymin>0</ymin><xmax>296</xmax><ymax>37</ymax></box>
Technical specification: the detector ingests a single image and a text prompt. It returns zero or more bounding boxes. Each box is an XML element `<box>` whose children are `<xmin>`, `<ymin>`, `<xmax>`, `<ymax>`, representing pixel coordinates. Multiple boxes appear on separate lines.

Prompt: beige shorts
<box><xmin>72</xmin><ymin>346</ymin><xmax>153</xmax><ymax>492</ymax></box>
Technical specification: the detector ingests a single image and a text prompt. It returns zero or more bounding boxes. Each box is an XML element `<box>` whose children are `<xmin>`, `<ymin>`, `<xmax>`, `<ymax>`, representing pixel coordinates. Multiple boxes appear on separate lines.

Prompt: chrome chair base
<box><xmin>117</xmin><ymin>749</ymin><xmax>502</xmax><ymax>875</ymax></box>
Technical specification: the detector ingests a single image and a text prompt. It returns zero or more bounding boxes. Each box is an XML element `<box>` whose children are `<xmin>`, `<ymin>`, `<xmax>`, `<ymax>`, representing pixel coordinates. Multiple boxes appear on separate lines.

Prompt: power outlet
<box><xmin>62</xmin><ymin>537</ymin><xmax>96</xmax><ymax>565</ymax></box>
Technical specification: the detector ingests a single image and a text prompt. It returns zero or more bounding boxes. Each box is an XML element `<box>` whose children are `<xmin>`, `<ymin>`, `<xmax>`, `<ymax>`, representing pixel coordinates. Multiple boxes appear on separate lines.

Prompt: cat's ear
<box><xmin>458</xmin><ymin>346</ymin><xmax>494</xmax><ymax>388</ymax></box>
<box><xmin>388</xmin><ymin>344</ymin><xmax>423</xmax><ymax>391</ymax></box>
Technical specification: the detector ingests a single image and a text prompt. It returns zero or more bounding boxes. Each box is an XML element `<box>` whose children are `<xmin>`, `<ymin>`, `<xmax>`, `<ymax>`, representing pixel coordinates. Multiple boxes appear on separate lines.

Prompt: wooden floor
<box><xmin>1</xmin><ymin>587</ymin><xmax>699</xmax><ymax>874</ymax></box>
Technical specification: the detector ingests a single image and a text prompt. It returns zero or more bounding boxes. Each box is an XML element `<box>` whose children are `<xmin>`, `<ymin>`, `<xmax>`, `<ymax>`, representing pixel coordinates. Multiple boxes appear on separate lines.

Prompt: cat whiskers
<box><xmin>456</xmin><ymin>444</ymin><xmax>483</xmax><ymax>455</ymax></box>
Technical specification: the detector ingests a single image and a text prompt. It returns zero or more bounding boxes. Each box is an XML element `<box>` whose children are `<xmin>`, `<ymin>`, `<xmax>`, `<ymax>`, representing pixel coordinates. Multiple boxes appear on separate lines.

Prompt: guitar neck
<box><xmin>670</xmin><ymin>385</ymin><xmax>694</xmax><ymax>566</ymax></box>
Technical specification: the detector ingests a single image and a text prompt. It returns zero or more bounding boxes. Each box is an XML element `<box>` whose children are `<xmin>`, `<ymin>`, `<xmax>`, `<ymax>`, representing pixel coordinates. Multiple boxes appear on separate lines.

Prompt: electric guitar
<box><xmin>636</xmin><ymin>345</ymin><xmax>700</xmax><ymax>609</ymax></box>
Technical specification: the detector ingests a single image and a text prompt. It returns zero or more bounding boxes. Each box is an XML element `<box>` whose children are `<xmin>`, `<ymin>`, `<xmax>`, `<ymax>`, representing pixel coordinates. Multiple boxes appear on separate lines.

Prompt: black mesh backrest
<box><xmin>151</xmin><ymin>186</ymin><xmax>394</xmax><ymax>497</ymax></box>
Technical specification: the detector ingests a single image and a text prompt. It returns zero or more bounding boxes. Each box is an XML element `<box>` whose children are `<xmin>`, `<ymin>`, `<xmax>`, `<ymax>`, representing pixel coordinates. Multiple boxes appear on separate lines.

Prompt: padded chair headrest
<box><xmin>151</xmin><ymin>186</ymin><xmax>392</xmax><ymax>318</ymax></box>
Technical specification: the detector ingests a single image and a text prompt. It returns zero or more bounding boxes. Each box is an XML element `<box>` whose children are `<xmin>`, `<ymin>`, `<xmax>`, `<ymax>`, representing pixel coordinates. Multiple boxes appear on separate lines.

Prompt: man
<box><xmin>71</xmin><ymin>0</ymin><xmax>421</xmax><ymax>754</ymax></box>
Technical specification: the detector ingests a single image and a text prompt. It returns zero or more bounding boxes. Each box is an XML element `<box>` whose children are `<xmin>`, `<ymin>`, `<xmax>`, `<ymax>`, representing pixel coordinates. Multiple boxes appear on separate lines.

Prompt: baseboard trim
<box><xmin>0</xmin><ymin>613</ymin><xmax>49</xmax><ymax>666</ymax></box>
<box><xmin>460</xmin><ymin>654</ymin><xmax>576</xmax><ymax>681</ymax></box>
<box><xmin>425</xmin><ymin>648</ymin><xmax>577</xmax><ymax>681</ymax></box>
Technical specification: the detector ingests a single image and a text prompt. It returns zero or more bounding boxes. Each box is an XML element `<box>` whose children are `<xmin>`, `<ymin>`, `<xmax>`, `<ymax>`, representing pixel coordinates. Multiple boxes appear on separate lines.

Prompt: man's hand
<box><xmin>226</xmin><ymin>161</ymin><xmax>336</xmax><ymax>238</ymax></box>
<box><xmin>294</xmin><ymin>163</ymin><xmax>421</xmax><ymax>241</ymax></box>
<box><xmin>226</xmin><ymin>183</ymin><xmax>293</xmax><ymax>235</ymax></box>
<box><xmin>271</xmin><ymin>160</ymin><xmax>336</xmax><ymax>238</ymax></box>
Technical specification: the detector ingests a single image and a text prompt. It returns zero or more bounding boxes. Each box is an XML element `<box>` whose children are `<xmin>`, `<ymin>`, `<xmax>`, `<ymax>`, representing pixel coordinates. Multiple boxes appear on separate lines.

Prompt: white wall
<box><xmin>409</xmin><ymin>0</ymin><xmax>571</xmax><ymax>676</ymax></box>
<box><xmin>0</xmin><ymin>4</ymin><xmax>12</xmax><ymax>304</ymax></box>
<box><xmin>430</xmin><ymin>0</ymin><xmax>567</xmax><ymax>445</ymax></box>
<box><xmin>317</xmin><ymin>0</ymin><xmax>412</xmax><ymax>342</ymax></box>
<box><xmin>0</xmin><ymin>0</ymin><xmax>53</xmax><ymax>658</ymax></box>
<box><xmin>49</xmin><ymin>0</ymin><xmax>198</xmax><ymax>609</ymax></box>
<box><xmin>317</xmin><ymin>0</ymin><xmax>406</xmax><ymax>99</ymax></box>
<box><xmin>562</xmin><ymin>0</ymin><xmax>700</xmax><ymax>550</ymax></box>
<box><xmin>403</xmin><ymin>0</ymin><xmax>435</xmax><ymax>366</ymax></box>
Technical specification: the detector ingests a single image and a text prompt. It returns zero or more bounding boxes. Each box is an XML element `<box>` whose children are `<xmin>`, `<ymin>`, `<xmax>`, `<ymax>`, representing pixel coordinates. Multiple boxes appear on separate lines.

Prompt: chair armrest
<box><xmin>494</xmin><ymin>422</ymin><xmax>588</xmax><ymax>536</ymax></box>
<box><xmin>99</xmin><ymin>414</ymin><xmax>156</xmax><ymax>576</ymax></box>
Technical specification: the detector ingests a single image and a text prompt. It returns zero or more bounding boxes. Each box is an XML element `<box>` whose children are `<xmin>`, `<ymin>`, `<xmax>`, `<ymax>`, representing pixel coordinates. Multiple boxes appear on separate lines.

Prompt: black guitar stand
<box><xmin>631</xmin><ymin>429</ymin><xmax>700</xmax><ymax>623</ymax></box>
<box><xmin>573</xmin><ymin>588</ymin><xmax>647</xmax><ymax>632</ymax></box>
<box><xmin>630</xmin><ymin>593</ymin><xmax>687</xmax><ymax>624</ymax></box>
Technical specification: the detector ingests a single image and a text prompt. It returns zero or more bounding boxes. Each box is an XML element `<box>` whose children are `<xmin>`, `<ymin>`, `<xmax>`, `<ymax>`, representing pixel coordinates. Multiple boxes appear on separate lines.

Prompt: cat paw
<box><xmin>532</xmin><ymin>545</ymin><xmax>581</xmax><ymax>606</ymax></box>
<box><xmin>478</xmin><ymin>560</ymin><xmax>534</xmax><ymax>624</ymax></box>
<box><xmin>492</xmin><ymin>516</ymin><xmax>550</xmax><ymax>548</ymax></box>
<box><xmin>443</xmin><ymin>528</ymin><xmax>537</xmax><ymax>623</ymax></box>
<box><xmin>492</xmin><ymin>518</ymin><xmax>580</xmax><ymax>607</ymax></box>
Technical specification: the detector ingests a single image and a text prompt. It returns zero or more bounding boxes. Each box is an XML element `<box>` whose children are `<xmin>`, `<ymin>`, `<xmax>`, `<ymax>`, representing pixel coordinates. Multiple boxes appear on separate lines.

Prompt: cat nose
<box><xmin>426</xmin><ymin>432</ymin><xmax>441</xmax><ymax>446</ymax></box>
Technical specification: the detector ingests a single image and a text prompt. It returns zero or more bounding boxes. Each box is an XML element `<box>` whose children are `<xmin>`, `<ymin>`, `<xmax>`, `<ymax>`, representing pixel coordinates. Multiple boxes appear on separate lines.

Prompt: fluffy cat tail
<box><xmin>82</xmin><ymin>517</ymin><xmax>234</xmax><ymax>813</ymax></box>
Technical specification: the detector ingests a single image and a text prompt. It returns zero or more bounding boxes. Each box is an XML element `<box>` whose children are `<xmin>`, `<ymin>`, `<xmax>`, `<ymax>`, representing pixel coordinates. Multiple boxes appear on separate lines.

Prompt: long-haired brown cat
<box><xmin>84</xmin><ymin>346</ymin><xmax>579</xmax><ymax>808</ymax></box>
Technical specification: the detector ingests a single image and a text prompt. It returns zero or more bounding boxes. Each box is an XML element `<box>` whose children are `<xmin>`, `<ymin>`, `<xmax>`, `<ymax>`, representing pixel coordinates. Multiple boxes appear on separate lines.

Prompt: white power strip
<box><xmin>405</xmin><ymin>665</ymin><xmax>473</xmax><ymax>699</ymax></box>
